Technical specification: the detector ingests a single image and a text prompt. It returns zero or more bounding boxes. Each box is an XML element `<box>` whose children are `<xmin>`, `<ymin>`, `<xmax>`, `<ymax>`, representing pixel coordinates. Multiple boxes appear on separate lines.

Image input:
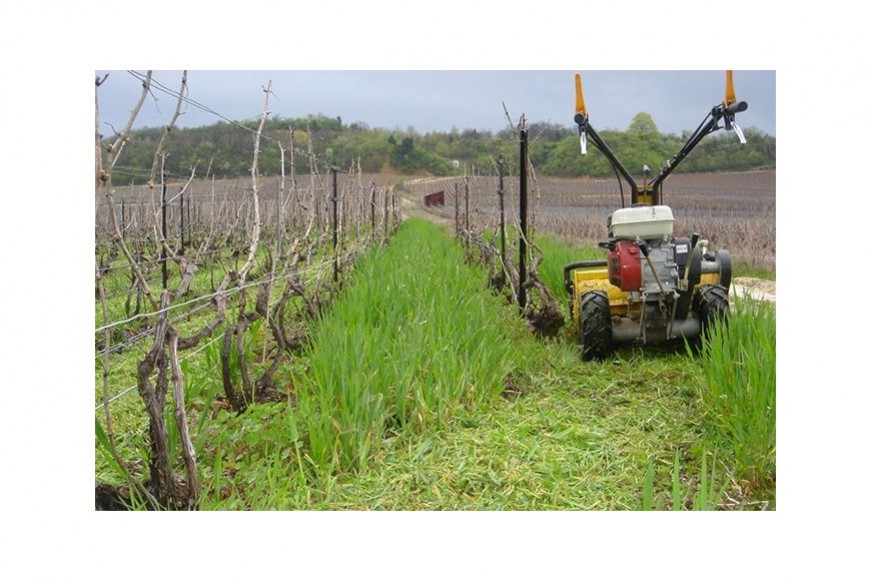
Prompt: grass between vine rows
<box><xmin>188</xmin><ymin>218</ymin><xmax>774</xmax><ymax>510</ymax></box>
<box><xmin>96</xmin><ymin>217</ymin><xmax>775</xmax><ymax>509</ymax></box>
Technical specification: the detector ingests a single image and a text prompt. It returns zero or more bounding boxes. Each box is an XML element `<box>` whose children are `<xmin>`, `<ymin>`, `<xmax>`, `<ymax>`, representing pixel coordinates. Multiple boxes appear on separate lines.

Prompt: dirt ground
<box><xmin>732</xmin><ymin>277</ymin><xmax>776</xmax><ymax>303</ymax></box>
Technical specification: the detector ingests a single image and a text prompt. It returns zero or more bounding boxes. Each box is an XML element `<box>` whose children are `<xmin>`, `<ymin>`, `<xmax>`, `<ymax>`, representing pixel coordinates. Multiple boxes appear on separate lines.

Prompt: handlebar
<box><xmin>716</xmin><ymin>99</ymin><xmax>748</xmax><ymax>134</ymax></box>
<box><xmin>724</xmin><ymin>101</ymin><xmax>748</xmax><ymax>115</ymax></box>
<box><xmin>572</xmin><ymin>71</ymin><xmax>750</xmax><ymax>206</ymax></box>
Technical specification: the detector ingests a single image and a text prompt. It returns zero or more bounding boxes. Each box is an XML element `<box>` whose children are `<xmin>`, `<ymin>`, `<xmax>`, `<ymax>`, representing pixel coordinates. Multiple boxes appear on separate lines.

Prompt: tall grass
<box><xmin>689</xmin><ymin>296</ymin><xmax>776</xmax><ymax>494</ymax></box>
<box><xmin>293</xmin><ymin>218</ymin><xmax>523</xmax><ymax>475</ymax></box>
<box><xmin>642</xmin><ymin>451</ymin><xmax>726</xmax><ymax>510</ymax></box>
<box><xmin>533</xmin><ymin>234</ymin><xmax>606</xmax><ymax>304</ymax></box>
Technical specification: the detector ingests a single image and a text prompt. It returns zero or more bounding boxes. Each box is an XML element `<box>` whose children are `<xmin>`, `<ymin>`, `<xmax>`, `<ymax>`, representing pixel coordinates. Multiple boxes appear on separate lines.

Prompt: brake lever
<box><xmin>732</xmin><ymin>122</ymin><xmax>746</xmax><ymax>145</ymax></box>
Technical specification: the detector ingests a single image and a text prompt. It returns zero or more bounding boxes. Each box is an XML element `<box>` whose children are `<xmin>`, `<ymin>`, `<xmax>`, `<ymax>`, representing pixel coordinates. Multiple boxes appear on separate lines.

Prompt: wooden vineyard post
<box><xmin>383</xmin><ymin>188</ymin><xmax>389</xmax><ymax>240</ymax></box>
<box><xmin>331</xmin><ymin>166</ymin><xmax>340</xmax><ymax>283</ymax></box>
<box><xmin>186</xmin><ymin>190</ymin><xmax>192</xmax><ymax>248</ymax></box>
<box><xmin>454</xmin><ymin>182</ymin><xmax>459</xmax><ymax>236</ymax></box>
<box><xmin>497</xmin><ymin>156</ymin><xmax>506</xmax><ymax>264</ymax></box>
<box><xmin>276</xmin><ymin>176</ymin><xmax>283</xmax><ymax>255</ymax></box>
<box><xmin>180</xmin><ymin>186</ymin><xmax>185</xmax><ymax>254</ymax></box>
<box><xmin>161</xmin><ymin>168</ymin><xmax>168</xmax><ymax>291</ymax></box>
<box><xmin>370</xmin><ymin>181</ymin><xmax>376</xmax><ymax>235</ymax></box>
<box><xmin>519</xmin><ymin>126</ymin><xmax>528</xmax><ymax>310</ymax></box>
<box><xmin>464</xmin><ymin>175</ymin><xmax>469</xmax><ymax>240</ymax></box>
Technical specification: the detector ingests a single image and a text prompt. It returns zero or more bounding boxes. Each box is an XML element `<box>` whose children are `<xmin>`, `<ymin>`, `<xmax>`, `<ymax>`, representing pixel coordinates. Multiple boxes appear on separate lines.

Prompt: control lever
<box><xmin>575</xmin><ymin>74</ymin><xmax>589</xmax><ymax>156</ymax></box>
<box><xmin>733</xmin><ymin>122</ymin><xmax>746</xmax><ymax>145</ymax></box>
<box><xmin>722</xmin><ymin>71</ymin><xmax>748</xmax><ymax>146</ymax></box>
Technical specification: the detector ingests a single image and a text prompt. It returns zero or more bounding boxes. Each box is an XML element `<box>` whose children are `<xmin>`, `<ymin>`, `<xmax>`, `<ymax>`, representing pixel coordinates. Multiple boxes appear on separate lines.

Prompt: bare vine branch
<box><xmin>149</xmin><ymin>71</ymin><xmax>188</xmax><ymax>187</ymax></box>
<box><xmin>98</xmin><ymin>70</ymin><xmax>159</xmax><ymax>311</ymax></box>
<box><xmin>106</xmin><ymin>71</ymin><xmax>153</xmax><ymax>176</ymax></box>
<box><xmin>237</xmin><ymin>80</ymin><xmax>271</xmax><ymax>284</ymax></box>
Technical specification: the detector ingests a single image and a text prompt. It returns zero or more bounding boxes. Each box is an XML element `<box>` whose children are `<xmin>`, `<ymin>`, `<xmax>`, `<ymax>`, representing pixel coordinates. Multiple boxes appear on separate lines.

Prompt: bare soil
<box><xmin>732</xmin><ymin>277</ymin><xmax>776</xmax><ymax>303</ymax></box>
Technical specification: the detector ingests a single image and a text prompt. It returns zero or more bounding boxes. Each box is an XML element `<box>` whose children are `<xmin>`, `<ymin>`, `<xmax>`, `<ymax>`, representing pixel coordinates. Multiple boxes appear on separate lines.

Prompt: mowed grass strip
<box><xmin>298</xmin><ymin>342</ymin><xmax>711</xmax><ymax>510</ymax></box>
<box><xmin>293</xmin><ymin>218</ymin><xmax>527</xmax><ymax>475</ymax></box>
<box><xmin>201</xmin><ymin>315</ymin><xmax>713</xmax><ymax>510</ymax></box>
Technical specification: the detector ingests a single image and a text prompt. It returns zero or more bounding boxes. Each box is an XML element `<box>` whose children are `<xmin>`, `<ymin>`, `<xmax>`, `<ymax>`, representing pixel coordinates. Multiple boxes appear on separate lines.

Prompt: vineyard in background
<box><xmin>412</xmin><ymin>169</ymin><xmax>776</xmax><ymax>273</ymax></box>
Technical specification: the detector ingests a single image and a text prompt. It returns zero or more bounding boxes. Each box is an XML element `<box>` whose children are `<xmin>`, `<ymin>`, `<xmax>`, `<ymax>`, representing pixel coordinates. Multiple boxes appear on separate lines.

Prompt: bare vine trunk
<box><xmin>221</xmin><ymin>80</ymin><xmax>271</xmax><ymax>411</ymax></box>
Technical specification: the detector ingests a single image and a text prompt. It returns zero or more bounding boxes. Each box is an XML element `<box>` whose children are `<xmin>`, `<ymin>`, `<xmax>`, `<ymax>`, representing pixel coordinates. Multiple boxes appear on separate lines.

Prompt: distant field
<box><xmin>413</xmin><ymin>170</ymin><xmax>776</xmax><ymax>273</ymax></box>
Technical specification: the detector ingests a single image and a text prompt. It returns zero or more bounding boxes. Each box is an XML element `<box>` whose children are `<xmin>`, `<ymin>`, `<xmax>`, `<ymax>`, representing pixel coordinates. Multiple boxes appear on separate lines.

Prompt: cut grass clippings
<box><xmin>201</xmin><ymin>339</ymin><xmax>716</xmax><ymax>510</ymax></box>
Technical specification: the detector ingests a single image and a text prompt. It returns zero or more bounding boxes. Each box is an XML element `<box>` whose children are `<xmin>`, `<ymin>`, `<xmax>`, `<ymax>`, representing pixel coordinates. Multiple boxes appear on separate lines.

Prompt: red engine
<box><xmin>608</xmin><ymin>240</ymin><xmax>642</xmax><ymax>291</ymax></box>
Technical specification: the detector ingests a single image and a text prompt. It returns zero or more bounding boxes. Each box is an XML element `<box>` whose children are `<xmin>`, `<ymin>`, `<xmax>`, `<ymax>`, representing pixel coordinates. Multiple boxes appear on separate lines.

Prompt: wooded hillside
<box><xmin>108</xmin><ymin>113</ymin><xmax>775</xmax><ymax>184</ymax></box>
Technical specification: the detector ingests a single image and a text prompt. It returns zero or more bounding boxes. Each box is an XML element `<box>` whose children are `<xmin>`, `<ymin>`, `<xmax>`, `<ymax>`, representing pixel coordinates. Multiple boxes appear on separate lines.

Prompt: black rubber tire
<box><xmin>579</xmin><ymin>291</ymin><xmax>613</xmax><ymax>360</ymax></box>
<box><xmin>715</xmin><ymin>250</ymin><xmax>732</xmax><ymax>293</ymax></box>
<box><xmin>695</xmin><ymin>284</ymin><xmax>730</xmax><ymax>341</ymax></box>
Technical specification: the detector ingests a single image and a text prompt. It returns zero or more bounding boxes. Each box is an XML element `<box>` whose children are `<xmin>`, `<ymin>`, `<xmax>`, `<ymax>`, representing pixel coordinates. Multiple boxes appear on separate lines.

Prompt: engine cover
<box><xmin>608</xmin><ymin>240</ymin><xmax>642</xmax><ymax>291</ymax></box>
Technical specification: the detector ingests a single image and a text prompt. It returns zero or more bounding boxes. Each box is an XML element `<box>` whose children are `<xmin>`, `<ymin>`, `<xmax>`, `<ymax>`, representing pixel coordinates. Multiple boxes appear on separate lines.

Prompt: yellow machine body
<box><xmin>571</xmin><ymin>267</ymin><xmax>624</xmax><ymax>329</ymax></box>
<box><xmin>570</xmin><ymin>267</ymin><xmax>723</xmax><ymax>330</ymax></box>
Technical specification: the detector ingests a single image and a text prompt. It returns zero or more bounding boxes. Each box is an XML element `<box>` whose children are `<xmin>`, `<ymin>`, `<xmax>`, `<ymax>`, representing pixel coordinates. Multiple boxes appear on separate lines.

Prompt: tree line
<box><xmin>107</xmin><ymin>113</ymin><xmax>775</xmax><ymax>185</ymax></box>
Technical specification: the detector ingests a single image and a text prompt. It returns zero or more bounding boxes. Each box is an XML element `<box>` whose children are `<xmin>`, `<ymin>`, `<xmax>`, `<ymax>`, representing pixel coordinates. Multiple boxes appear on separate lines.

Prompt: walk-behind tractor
<box><xmin>564</xmin><ymin>71</ymin><xmax>748</xmax><ymax>359</ymax></box>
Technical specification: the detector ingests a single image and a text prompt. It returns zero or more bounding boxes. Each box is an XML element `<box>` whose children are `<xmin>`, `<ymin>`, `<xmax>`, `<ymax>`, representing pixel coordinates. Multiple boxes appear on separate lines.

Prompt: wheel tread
<box><xmin>580</xmin><ymin>291</ymin><xmax>612</xmax><ymax>360</ymax></box>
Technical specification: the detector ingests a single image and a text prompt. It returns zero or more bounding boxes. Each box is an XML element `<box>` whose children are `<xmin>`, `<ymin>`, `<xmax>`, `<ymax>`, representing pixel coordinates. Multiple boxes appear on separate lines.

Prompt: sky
<box><xmin>95</xmin><ymin>69</ymin><xmax>775</xmax><ymax>137</ymax></box>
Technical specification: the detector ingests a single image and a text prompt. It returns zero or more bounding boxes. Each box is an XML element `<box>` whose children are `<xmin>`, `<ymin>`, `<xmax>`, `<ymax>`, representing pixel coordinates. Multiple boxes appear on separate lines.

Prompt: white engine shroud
<box><xmin>609</xmin><ymin>205</ymin><xmax>674</xmax><ymax>239</ymax></box>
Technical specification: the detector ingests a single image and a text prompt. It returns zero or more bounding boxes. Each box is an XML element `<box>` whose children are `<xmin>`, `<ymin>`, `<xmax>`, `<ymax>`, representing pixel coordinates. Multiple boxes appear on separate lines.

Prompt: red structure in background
<box><xmin>424</xmin><ymin>190</ymin><xmax>445</xmax><ymax>207</ymax></box>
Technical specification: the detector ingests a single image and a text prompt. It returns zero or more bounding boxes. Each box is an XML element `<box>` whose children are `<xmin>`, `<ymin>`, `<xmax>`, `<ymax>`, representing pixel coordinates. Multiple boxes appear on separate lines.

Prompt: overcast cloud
<box><xmin>95</xmin><ymin>70</ymin><xmax>775</xmax><ymax>138</ymax></box>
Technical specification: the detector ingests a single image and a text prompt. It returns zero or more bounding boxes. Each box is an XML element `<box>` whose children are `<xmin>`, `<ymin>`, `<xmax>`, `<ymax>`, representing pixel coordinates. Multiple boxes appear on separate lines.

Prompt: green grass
<box><xmin>688</xmin><ymin>296</ymin><xmax>776</xmax><ymax>495</ymax></box>
<box><xmin>200</xmin><ymin>339</ymin><xmax>719</xmax><ymax>510</ymax></box>
<box><xmin>534</xmin><ymin>234</ymin><xmax>607</xmax><ymax>305</ymax></box>
<box><xmin>197</xmin><ymin>221</ymin><xmax>744</xmax><ymax>509</ymax></box>
<box><xmin>99</xmin><ymin>218</ymin><xmax>775</xmax><ymax>510</ymax></box>
<box><xmin>290</xmin><ymin>218</ymin><xmax>529</xmax><ymax>475</ymax></box>
<box><xmin>733</xmin><ymin>263</ymin><xmax>776</xmax><ymax>281</ymax></box>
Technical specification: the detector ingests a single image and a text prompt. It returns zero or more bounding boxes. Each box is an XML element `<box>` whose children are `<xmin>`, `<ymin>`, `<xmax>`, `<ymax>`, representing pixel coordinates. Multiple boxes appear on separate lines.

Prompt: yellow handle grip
<box><xmin>724</xmin><ymin>70</ymin><xmax>737</xmax><ymax>108</ymax></box>
<box><xmin>574</xmin><ymin>73</ymin><xmax>587</xmax><ymax>120</ymax></box>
